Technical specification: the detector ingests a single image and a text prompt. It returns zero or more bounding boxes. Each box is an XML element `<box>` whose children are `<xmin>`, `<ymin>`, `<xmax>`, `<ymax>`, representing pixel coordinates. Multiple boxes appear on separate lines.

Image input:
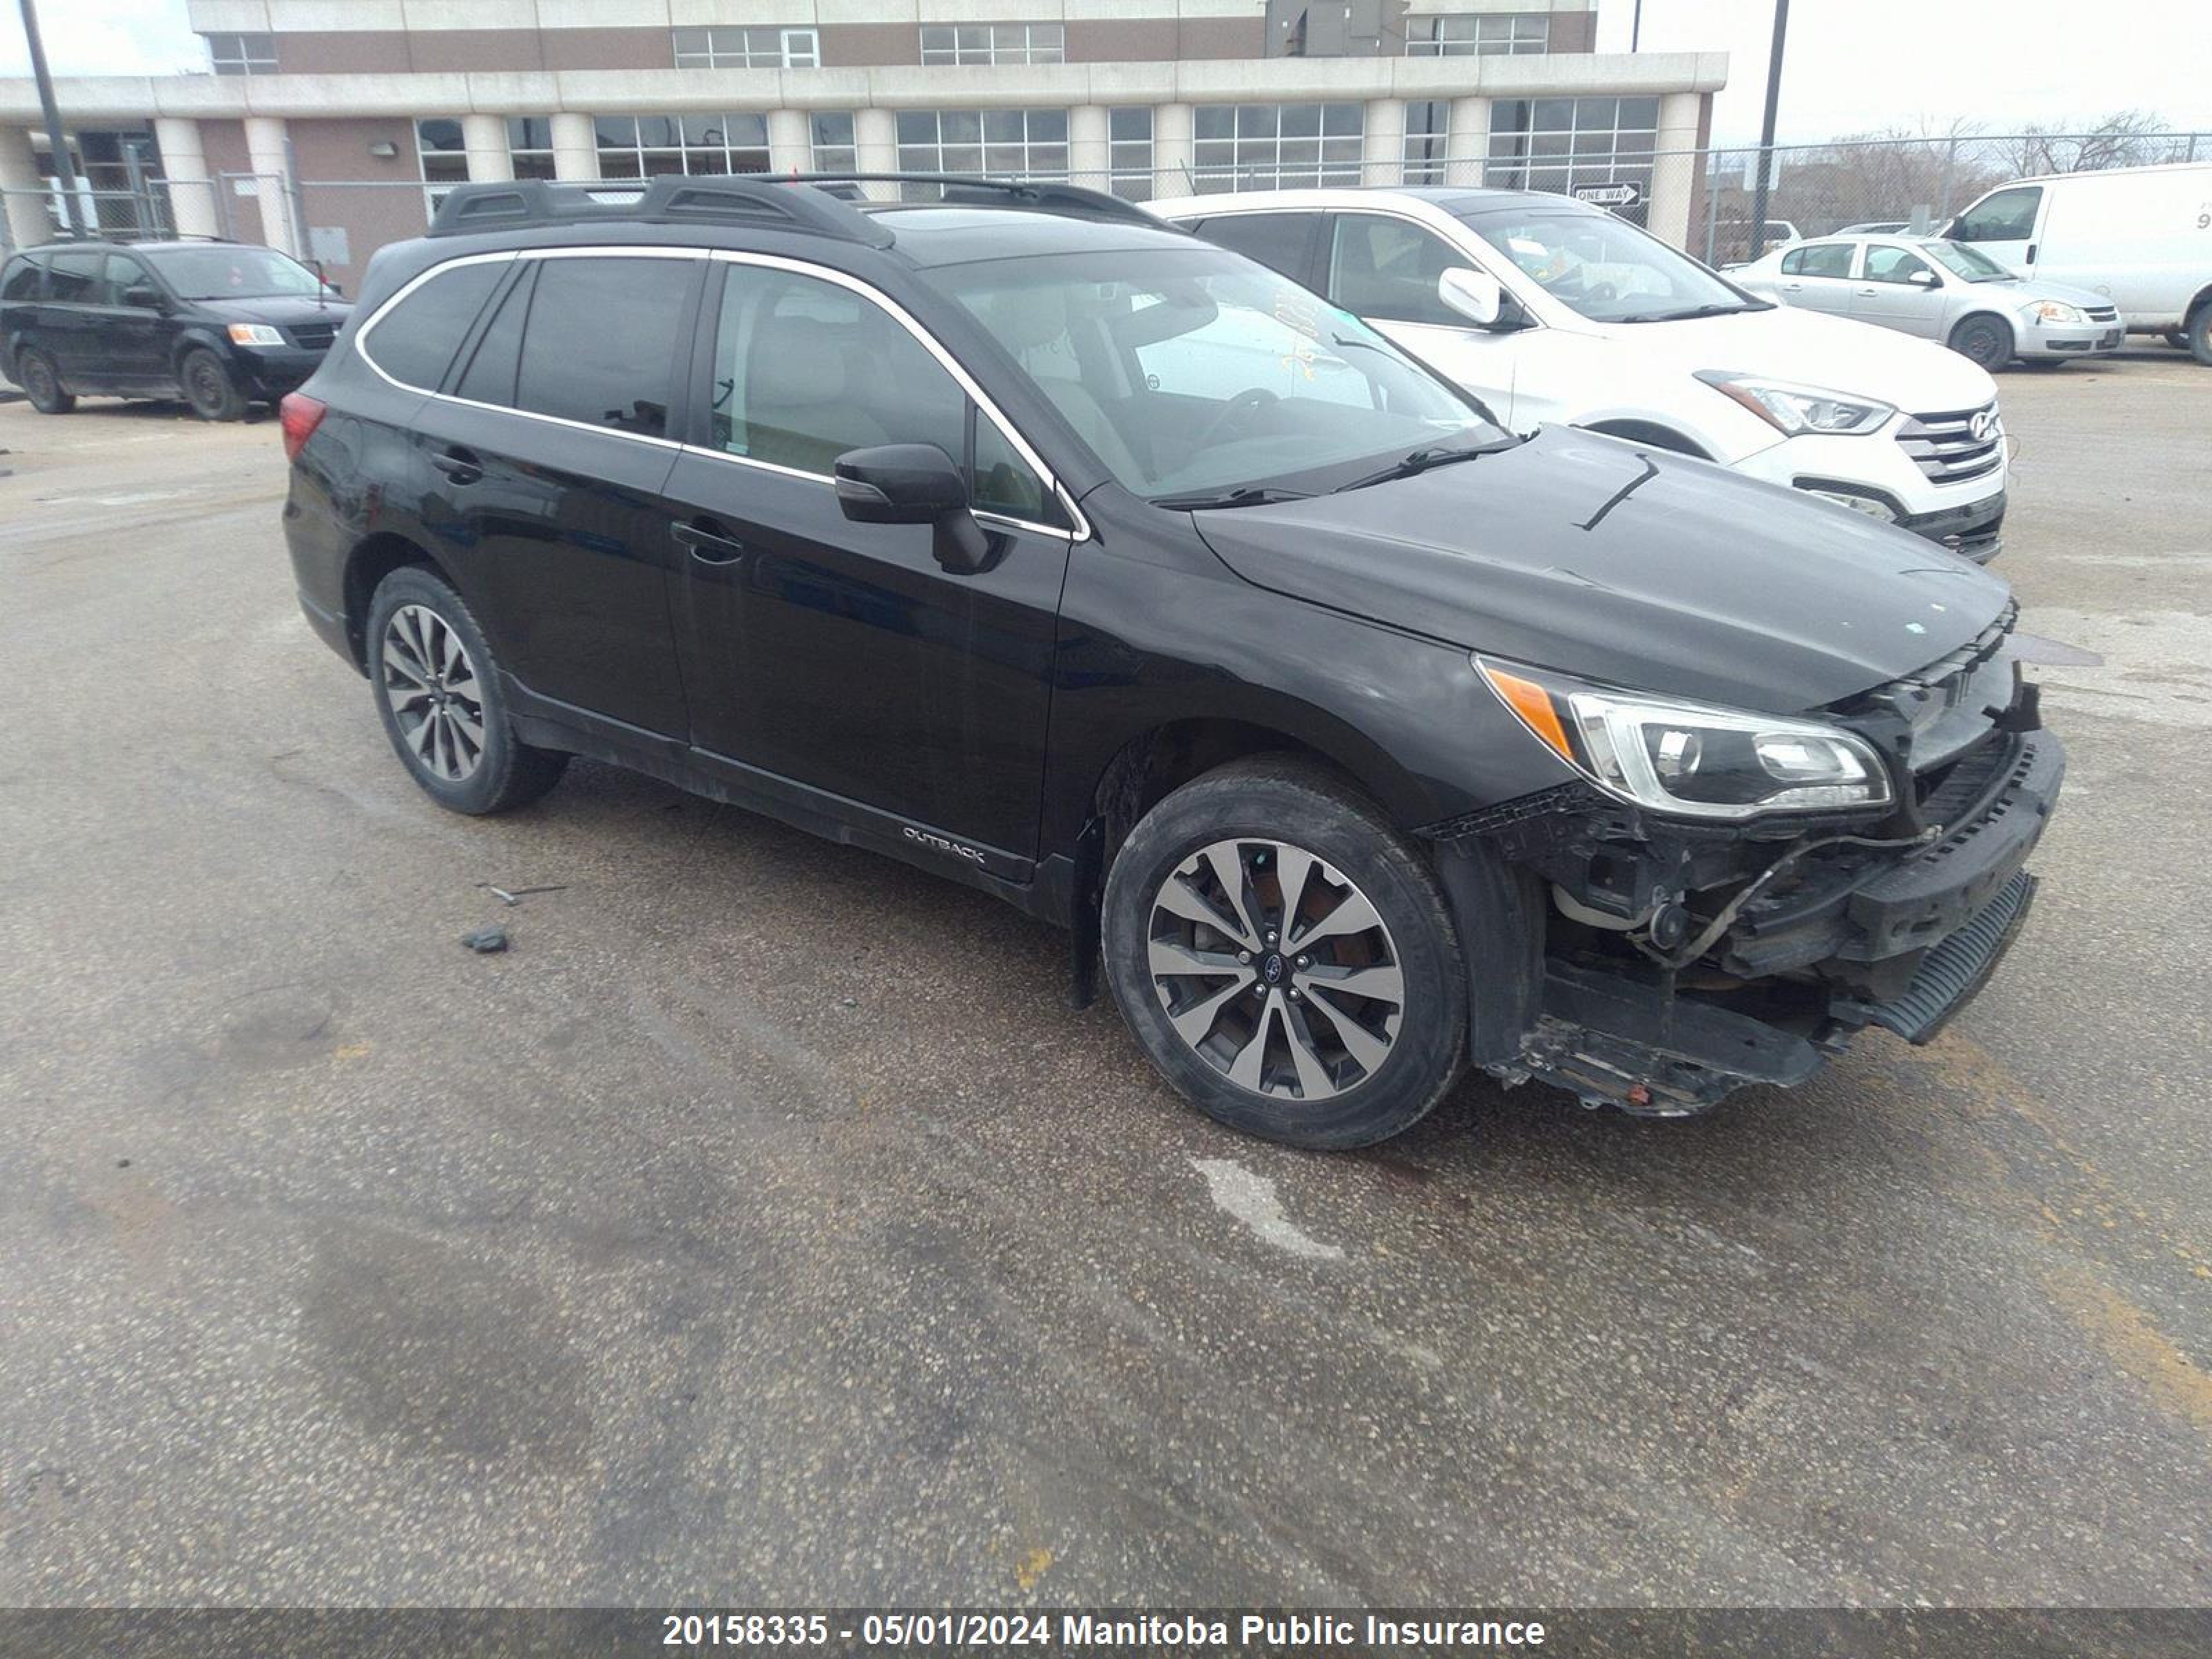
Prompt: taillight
<box><xmin>279</xmin><ymin>392</ymin><xmax>326</xmax><ymax>461</ymax></box>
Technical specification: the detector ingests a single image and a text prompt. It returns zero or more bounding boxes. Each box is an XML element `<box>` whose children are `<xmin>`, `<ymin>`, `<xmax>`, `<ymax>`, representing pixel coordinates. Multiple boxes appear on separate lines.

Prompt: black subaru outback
<box><xmin>279</xmin><ymin>176</ymin><xmax>2063</xmax><ymax>1148</ymax></box>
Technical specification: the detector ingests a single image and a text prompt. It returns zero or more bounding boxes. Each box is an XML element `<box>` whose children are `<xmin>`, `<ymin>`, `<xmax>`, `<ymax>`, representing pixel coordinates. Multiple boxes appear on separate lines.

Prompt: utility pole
<box><xmin>1747</xmin><ymin>0</ymin><xmax>1788</xmax><ymax>261</ymax></box>
<box><xmin>17</xmin><ymin>0</ymin><xmax>84</xmax><ymax>234</ymax></box>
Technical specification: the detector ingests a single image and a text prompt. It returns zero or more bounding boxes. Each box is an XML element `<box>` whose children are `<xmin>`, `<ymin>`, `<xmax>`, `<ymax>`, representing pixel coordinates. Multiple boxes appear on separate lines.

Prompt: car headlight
<box><xmin>2025</xmin><ymin>299</ymin><xmax>2084</xmax><ymax>326</ymax></box>
<box><xmin>226</xmin><ymin>324</ymin><xmax>285</xmax><ymax>346</ymax></box>
<box><xmin>1694</xmin><ymin>371</ymin><xmax>1895</xmax><ymax>436</ymax></box>
<box><xmin>1477</xmin><ymin>658</ymin><xmax>1894</xmax><ymax>820</ymax></box>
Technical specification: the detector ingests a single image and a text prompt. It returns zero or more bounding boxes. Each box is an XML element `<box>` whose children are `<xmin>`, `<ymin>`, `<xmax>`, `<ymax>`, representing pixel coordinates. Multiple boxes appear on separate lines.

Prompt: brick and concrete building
<box><xmin>1</xmin><ymin>0</ymin><xmax>1724</xmax><ymax>292</ymax></box>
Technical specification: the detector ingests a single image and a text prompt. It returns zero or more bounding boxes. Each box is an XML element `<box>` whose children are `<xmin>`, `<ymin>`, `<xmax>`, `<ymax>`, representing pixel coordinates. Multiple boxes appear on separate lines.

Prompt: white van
<box><xmin>1161</xmin><ymin>187</ymin><xmax>2012</xmax><ymax>561</ymax></box>
<box><xmin>1944</xmin><ymin>162</ymin><xmax>2212</xmax><ymax>361</ymax></box>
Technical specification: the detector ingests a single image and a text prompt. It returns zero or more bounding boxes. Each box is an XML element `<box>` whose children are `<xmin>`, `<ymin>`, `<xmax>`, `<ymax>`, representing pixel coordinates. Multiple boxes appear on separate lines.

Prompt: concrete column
<box><xmin>243</xmin><ymin>115</ymin><xmax>299</xmax><ymax>256</ymax></box>
<box><xmin>0</xmin><ymin>126</ymin><xmax>50</xmax><ymax>252</ymax></box>
<box><xmin>854</xmin><ymin>107</ymin><xmax>898</xmax><ymax>201</ymax></box>
<box><xmin>1446</xmin><ymin>95</ymin><xmax>1490</xmax><ymax>187</ymax></box>
<box><xmin>550</xmin><ymin>112</ymin><xmax>599</xmax><ymax>181</ymax></box>
<box><xmin>1645</xmin><ymin>90</ymin><xmax>1701</xmax><ymax>251</ymax></box>
<box><xmin>1152</xmin><ymin>102</ymin><xmax>1192</xmax><ymax>198</ymax></box>
<box><xmin>1068</xmin><ymin>104</ymin><xmax>1108</xmax><ymax>189</ymax></box>
<box><xmin>151</xmin><ymin>118</ymin><xmax>221</xmax><ymax>239</ymax></box>
<box><xmin>1362</xmin><ymin>97</ymin><xmax>1405</xmax><ymax>188</ymax></box>
<box><xmin>462</xmin><ymin>113</ymin><xmax>513</xmax><ymax>182</ymax></box>
<box><xmin>767</xmin><ymin>108</ymin><xmax>809</xmax><ymax>176</ymax></box>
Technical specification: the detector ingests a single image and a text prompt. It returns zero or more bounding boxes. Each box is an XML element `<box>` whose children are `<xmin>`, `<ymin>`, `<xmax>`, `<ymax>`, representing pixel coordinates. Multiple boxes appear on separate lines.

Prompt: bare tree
<box><xmin>2000</xmin><ymin>110</ymin><xmax>2177</xmax><ymax>175</ymax></box>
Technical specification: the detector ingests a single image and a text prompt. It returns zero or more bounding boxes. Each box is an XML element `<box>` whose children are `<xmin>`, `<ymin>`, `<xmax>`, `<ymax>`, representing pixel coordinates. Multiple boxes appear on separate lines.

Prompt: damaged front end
<box><xmin>1427</xmin><ymin>605</ymin><xmax>2063</xmax><ymax>1116</ymax></box>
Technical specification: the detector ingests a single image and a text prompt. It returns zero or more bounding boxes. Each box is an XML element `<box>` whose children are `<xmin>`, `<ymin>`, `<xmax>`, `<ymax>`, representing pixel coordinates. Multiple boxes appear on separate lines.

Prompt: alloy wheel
<box><xmin>381</xmin><ymin>603</ymin><xmax>486</xmax><ymax>783</ymax></box>
<box><xmin>1146</xmin><ymin>837</ymin><xmax>1405</xmax><ymax>1101</ymax></box>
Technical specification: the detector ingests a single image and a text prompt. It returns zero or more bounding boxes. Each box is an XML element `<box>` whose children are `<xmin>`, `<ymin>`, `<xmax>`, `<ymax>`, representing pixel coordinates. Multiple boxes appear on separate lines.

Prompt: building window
<box><xmin>416</xmin><ymin>118</ymin><xmax>469</xmax><ymax>225</ymax></box>
<box><xmin>507</xmin><ymin>118</ymin><xmax>556</xmax><ymax>180</ymax></box>
<box><xmin>1107</xmin><ymin>106</ymin><xmax>1154</xmax><ymax>200</ymax></box>
<box><xmin>1405</xmin><ymin>13</ymin><xmax>1549</xmax><ymax>55</ymax></box>
<box><xmin>896</xmin><ymin>109</ymin><xmax>1068</xmax><ymax>189</ymax></box>
<box><xmin>672</xmin><ymin>26</ymin><xmax>819</xmax><ymax>68</ymax></box>
<box><xmin>1486</xmin><ymin>97</ymin><xmax>1660</xmax><ymax>221</ymax></box>
<box><xmin>1403</xmin><ymin>100</ymin><xmax>1448</xmax><ymax>185</ymax></box>
<box><xmin>919</xmin><ymin>23</ymin><xmax>1064</xmax><ymax>65</ymax></box>
<box><xmin>1192</xmin><ymin>104</ymin><xmax>1364</xmax><ymax>191</ymax></box>
<box><xmin>205</xmin><ymin>32</ymin><xmax>278</xmax><ymax>75</ymax></box>
<box><xmin>809</xmin><ymin>113</ymin><xmax>858</xmax><ymax>174</ymax></box>
<box><xmin>594</xmin><ymin>114</ymin><xmax>772</xmax><ymax>178</ymax></box>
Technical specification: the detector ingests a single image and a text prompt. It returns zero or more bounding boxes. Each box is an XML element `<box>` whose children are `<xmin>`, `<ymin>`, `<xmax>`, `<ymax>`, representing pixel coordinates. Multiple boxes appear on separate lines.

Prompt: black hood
<box><xmin>187</xmin><ymin>294</ymin><xmax>355</xmax><ymax>327</ymax></box>
<box><xmin>1192</xmin><ymin>427</ymin><xmax>2013</xmax><ymax>713</ymax></box>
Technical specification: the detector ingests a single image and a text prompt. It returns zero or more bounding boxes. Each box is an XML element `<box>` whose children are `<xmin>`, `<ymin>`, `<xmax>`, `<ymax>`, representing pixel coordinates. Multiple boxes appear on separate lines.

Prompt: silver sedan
<box><xmin>1731</xmin><ymin>234</ymin><xmax>2124</xmax><ymax>371</ymax></box>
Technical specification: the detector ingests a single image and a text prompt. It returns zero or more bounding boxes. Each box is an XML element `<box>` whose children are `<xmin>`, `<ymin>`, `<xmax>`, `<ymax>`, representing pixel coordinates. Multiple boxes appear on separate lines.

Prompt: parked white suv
<box><xmin>1160</xmin><ymin>187</ymin><xmax>2011</xmax><ymax>561</ymax></box>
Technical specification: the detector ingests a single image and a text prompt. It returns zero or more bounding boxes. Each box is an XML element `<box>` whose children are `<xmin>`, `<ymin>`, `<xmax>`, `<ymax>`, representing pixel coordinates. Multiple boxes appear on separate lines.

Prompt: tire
<box><xmin>364</xmin><ymin>565</ymin><xmax>569</xmax><ymax>815</ymax></box>
<box><xmin>1948</xmin><ymin>314</ymin><xmax>2015</xmax><ymax>371</ymax></box>
<box><xmin>178</xmin><ymin>347</ymin><xmax>246</xmax><ymax>422</ymax></box>
<box><xmin>1102</xmin><ymin>756</ymin><xmax>1468</xmax><ymax>1150</ymax></box>
<box><xmin>16</xmin><ymin>348</ymin><xmax>74</xmax><ymax>414</ymax></box>
<box><xmin>2186</xmin><ymin>303</ymin><xmax>2212</xmax><ymax>368</ymax></box>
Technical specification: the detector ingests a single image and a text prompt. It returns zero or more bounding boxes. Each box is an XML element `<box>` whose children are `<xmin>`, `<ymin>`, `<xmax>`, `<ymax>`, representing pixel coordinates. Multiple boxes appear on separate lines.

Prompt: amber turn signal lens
<box><xmin>1481</xmin><ymin>665</ymin><xmax>1575</xmax><ymax>762</ymax></box>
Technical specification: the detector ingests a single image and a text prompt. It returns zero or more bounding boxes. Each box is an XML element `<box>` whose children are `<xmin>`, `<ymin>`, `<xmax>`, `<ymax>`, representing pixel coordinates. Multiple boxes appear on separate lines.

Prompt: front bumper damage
<box><xmin>1425</xmin><ymin>635</ymin><xmax>2063</xmax><ymax>1116</ymax></box>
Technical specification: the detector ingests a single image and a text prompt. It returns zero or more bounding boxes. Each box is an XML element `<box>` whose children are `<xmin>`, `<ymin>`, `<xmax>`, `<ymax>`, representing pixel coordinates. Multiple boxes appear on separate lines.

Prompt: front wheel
<box><xmin>2186</xmin><ymin>304</ymin><xmax>2212</xmax><ymax>368</ymax></box>
<box><xmin>1948</xmin><ymin>314</ymin><xmax>2015</xmax><ymax>371</ymax></box>
<box><xmin>179</xmin><ymin>347</ymin><xmax>245</xmax><ymax>421</ymax></box>
<box><xmin>16</xmin><ymin>348</ymin><xmax>74</xmax><ymax>414</ymax></box>
<box><xmin>364</xmin><ymin>565</ymin><xmax>568</xmax><ymax>815</ymax></box>
<box><xmin>1102</xmin><ymin>758</ymin><xmax>1468</xmax><ymax>1150</ymax></box>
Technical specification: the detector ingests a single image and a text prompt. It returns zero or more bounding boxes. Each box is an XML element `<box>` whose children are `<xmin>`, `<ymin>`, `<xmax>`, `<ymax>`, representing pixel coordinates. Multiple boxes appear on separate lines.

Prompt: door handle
<box><xmin>1781</xmin><ymin>281</ymin><xmax>1803</xmax><ymax>291</ymax></box>
<box><xmin>1855</xmin><ymin>285</ymin><xmax>1878</xmax><ymax>296</ymax></box>
<box><xmin>429</xmin><ymin>447</ymin><xmax>482</xmax><ymax>486</ymax></box>
<box><xmin>673</xmin><ymin>518</ymin><xmax>747</xmax><ymax>564</ymax></box>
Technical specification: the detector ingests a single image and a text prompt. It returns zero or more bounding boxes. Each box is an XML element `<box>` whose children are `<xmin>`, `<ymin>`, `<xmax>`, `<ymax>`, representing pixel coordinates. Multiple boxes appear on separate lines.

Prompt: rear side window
<box><xmin>362</xmin><ymin>260</ymin><xmax>504</xmax><ymax>390</ymax></box>
<box><xmin>1195</xmin><ymin>212</ymin><xmax>1318</xmax><ymax>285</ymax></box>
<box><xmin>513</xmin><ymin>256</ymin><xmax>695</xmax><ymax>437</ymax></box>
<box><xmin>1780</xmin><ymin>243</ymin><xmax>1853</xmax><ymax>278</ymax></box>
<box><xmin>45</xmin><ymin>250</ymin><xmax>109</xmax><ymax>304</ymax></box>
<box><xmin>452</xmin><ymin>265</ymin><xmax>532</xmax><ymax>408</ymax></box>
<box><xmin>1</xmin><ymin>256</ymin><xmax>41</xmax><ymax>301</ymax></box>
<box><xmin>1953</xmin><ymin>185</ymin><xmax>2041</xmax><ymax>243</ymax></box>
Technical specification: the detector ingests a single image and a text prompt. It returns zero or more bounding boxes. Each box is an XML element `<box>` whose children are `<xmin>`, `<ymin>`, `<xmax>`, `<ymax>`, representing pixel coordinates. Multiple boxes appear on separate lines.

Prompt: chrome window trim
<box><xmin>350</xmin><ymin>243</ymin><xmax>1087</xmax><ymax>543</ymax></box>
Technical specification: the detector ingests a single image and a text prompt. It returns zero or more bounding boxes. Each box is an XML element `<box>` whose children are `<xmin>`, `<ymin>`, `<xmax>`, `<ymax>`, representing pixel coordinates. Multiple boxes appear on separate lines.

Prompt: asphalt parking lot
<box><xmin>2</xmin><ymin>344</ymin><xmax>2209</xmax><ymax>1610</ymax></box>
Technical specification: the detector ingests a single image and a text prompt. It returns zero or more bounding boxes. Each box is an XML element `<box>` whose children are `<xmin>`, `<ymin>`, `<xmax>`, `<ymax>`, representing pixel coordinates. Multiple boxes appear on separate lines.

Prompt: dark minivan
<box><xmin>1</xmin><ymin>239</ymin><xmax>351</xmax><ymax>420</ymax></box>
<box><xmin>281</xmin><ymin>176</ymin><xmax>2062</xmax><ymax>1148</ymax></box>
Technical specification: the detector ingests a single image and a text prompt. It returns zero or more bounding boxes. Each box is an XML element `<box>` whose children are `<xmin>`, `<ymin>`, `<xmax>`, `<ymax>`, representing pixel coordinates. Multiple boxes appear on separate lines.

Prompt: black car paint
<box><xmin>0</xmin><ymin>242</ymin><xmax>350</xmax><ymax>404</ymax></box>
<box><xmin>281</xmin><ymin>199</ymin><xmax>2058</xmax><ymax>1115</ymax></box>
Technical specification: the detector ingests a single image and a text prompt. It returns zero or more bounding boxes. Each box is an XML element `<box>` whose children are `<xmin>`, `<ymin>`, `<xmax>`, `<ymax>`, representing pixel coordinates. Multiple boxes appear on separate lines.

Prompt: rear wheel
<box><xmin>16</xmin><ymin>348</ymin><xmax>74</xmax><ymax>414</ymax></box>
<box><xmin>1102</xmin><ymin>758</ymin><xmax>1468</xmax><ymax>1150</ymax></box>
<box><xmin>1948</xmin><ymin>314</ymin><xmax>2014</xmax><ymax>371</ymax></box>
<box><xmin>179</xmin><ymin>347</ymin><xmax>245</xmax><ymax>421</ymax></box>
<box><xmin>364</xmin><ymin>566</ymin><xmax>568</xmax><ymax>815</ymax></box>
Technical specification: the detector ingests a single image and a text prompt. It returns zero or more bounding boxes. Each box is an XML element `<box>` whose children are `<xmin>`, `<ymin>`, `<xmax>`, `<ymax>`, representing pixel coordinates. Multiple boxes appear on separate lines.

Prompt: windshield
<box><xmin>1920</xmin><ymin>240</ymin><xmax>2012</xmax><ymax>282</ymax></box>
<box><xmin>1459</xmin><ymin>208</ymin><xmax>1764</xmax><ymax>324</ymax></box>
<box><xmin>150</xmin><ymin>246</ymin><xmax>325</xmax><ymax>301</ymax></box>
<box><xmin>929</xmin><ymin>248</ymin><xmax>1501</xmax><ymax>501</ymax></box>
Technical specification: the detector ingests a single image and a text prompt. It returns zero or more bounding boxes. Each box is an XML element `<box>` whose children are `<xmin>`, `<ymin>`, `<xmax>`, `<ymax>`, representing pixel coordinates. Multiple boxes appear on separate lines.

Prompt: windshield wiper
<box><xmin>1150</xmin><ymin>485</ymin><xmax>1312</xmax><ymax>511</ymax></box>
<box><xmin>1615</xmin><ymin>301</ymin><xmax>1765</xmax><ymax>324</ymax></box>
<box><xmin>1332</xmin><ymin>438</ymin><xmax>1519</xmax><ymax>494</ymax></box>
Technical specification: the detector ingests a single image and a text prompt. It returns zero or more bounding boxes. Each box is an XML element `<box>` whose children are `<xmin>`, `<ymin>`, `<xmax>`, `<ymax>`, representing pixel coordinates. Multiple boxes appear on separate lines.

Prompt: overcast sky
<box><xmin>3</xmin><ymin>0</ymin><xmax>2208</xmax><ymax>147</ymax></box>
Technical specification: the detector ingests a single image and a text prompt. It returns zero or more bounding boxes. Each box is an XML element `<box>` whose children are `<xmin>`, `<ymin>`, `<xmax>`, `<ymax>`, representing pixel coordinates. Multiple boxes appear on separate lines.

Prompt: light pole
<box><xmin>1747</xmin><ymin>0</ymin><xmax>1789</xmax><ymax>261</ymax></box>
<box><xmin>16</xmin><ymin>0</ymin><xmax>84</xmax><ymax>234</ymax></box>
<box><xmin>1631</xmin><ymin>0</ymin><xmax>1644</xmax><ymax>52</ymax></box>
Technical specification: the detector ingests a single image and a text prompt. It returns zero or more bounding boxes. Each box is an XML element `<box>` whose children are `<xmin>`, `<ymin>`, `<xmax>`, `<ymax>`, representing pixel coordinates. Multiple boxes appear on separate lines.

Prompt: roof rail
<box><xmin>785</xmin><ymin>173</ymin><xmax>1177</xmax><ymax>231</ymax></box>
<box><xmin>427</xmin><ymin>176</ymin><xmax>895</xmax><ymax>247</ymax></box>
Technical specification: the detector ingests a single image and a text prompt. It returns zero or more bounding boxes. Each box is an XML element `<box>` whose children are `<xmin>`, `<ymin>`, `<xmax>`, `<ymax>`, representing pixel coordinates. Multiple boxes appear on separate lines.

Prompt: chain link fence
<box><xmin>8</xmin><ymin>129</ymin><xmax>2206</xmax><ymax>283</ymax></box>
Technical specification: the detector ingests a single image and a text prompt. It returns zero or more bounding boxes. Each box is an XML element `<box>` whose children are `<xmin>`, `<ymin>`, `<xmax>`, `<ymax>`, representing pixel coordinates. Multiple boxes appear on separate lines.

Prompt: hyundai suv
<box><xmin>1159</xmin><ymin>189</ymin><xmax>2012</xmax><ymax>562</ymax></box>
<box><xmin>280</xmin><ymin>176</ymin><xmax>2063</xmax><ymax>1148</ymax></box>
<box><xmin>1</xmin><ymin>238</ymin><xmax>350</xmax><ymax>420</ymax></box>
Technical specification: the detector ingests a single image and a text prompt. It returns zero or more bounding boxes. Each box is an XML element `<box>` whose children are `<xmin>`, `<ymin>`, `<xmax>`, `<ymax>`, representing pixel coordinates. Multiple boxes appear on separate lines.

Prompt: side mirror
<box><xmin>1909</xmin><ymin>268</ymin><xmax>1939</xmax><ymax>288</ymax></box>
<box><xmin>1437</xmin><ymin>266</ymin><xmax>1503</xmax><ymax>327</ymax></box>
<box><xmin>122</xmin><ymin>285</ymin><xmax>164</xmax><ymax>310</ymax></box>
<box><xmin>834</xmin><ymin>443</ymin><xmax>992</xmax><ymax>574</ymax></box>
